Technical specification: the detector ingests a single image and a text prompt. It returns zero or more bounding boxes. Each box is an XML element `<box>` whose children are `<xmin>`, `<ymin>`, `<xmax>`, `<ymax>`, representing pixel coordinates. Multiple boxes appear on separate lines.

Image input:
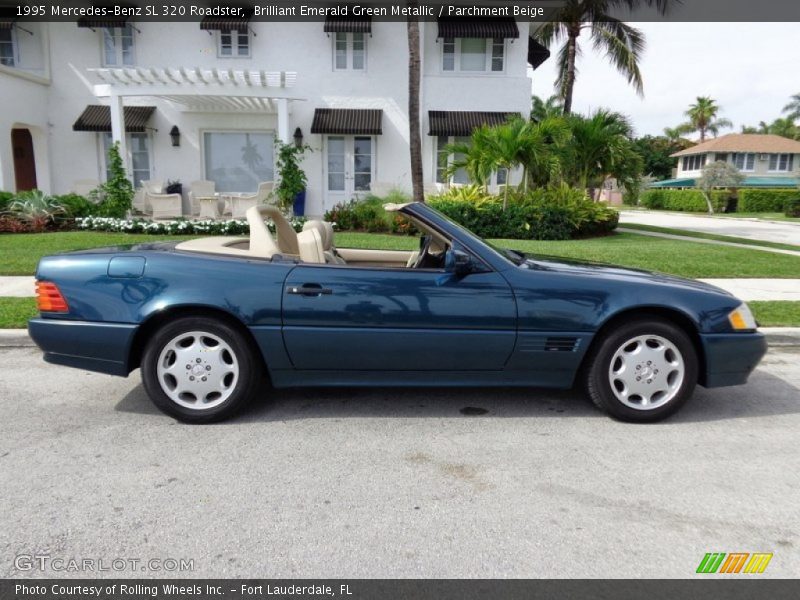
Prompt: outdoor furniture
<box><xmin>71</xmin><ymin>179</ymin><xmax>99</xmax><ymax>197</ymax></box>
<box><xmin>197</xmin><ymin>196</ymin><xmax>221</xmax><ymax>219</ymax></box>
<box><xmin>132</xmin><ymin>188</ymin><xmax>148</xmax><ymax>214</ymax></box>
<box><xmin>145</xmin><ymin>190</ymin><xmax>183</xmax><ymax>220</ymax></box>
<box><xmin>141</xmin><ymin>180</ymin><xmax>164</xmax><ymax>194</ymax></box>
<box><xmin>227</xmin><ymin>182</ymin><xmax>274</xmax><ymax>218</ymax></box>
<box><xmin>188</xmin><ymin>180</ymin><xmax>216</xmax><ymax>215</ymax></box>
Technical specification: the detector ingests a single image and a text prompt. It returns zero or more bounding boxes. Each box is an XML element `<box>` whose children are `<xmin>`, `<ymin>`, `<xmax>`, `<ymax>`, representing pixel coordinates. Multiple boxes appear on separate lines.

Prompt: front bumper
<box><xmin>28</xmin><ymin>318</ymin><xmax>137</xmax><ymax>377</ymax></box>
<box><xmin>700</xmin><ymin>331</ymin><xmax>768</xmax><ymax>388</ymax></box>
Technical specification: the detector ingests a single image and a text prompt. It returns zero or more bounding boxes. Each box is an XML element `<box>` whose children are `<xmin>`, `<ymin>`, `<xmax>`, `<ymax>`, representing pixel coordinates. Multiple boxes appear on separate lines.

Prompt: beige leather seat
<box><xmin>303</xmin><ymin>220</ymin><xmax>345</xmax><ymax>264</ymax></box>
<box><xmin>297</xmin><ymin>228</ymin><xmax>326</xmax><ymax>264</ymax></box>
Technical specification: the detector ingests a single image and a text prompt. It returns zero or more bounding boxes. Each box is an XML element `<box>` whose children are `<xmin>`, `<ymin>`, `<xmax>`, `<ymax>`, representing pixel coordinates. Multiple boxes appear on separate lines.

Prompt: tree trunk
<box><xmin>407</xmin><ymin>9</ymin><xmax>424</xmax><ymax>203</ymax></box>
<box><xmin>703</xmin><ymin>191</ymin><xmax>714</xmax><ymax>214</ymax></box>
<box><xmin>562</xmin><ymin>25</ymin><xmax>580</xmax><ymax>114</ymax></box>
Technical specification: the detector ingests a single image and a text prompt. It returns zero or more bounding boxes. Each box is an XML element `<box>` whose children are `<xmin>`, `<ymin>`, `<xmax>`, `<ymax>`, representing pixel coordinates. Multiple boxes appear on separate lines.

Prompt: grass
<box><xmin>2</xmin><ymin>230</ymin><xmax>800</xmax><ymax>279</ymax></box>
<box><xmin>0</xmin><ymin>297</ymin><xmax>38</xmax><ymax>328</ymax></box>
<box><xmin>2</xmin><ymin>296</ymin><xmax>797</xmax><ymax>329</ymax></box>
<box><xmin>749</xmin><ymin>302</ymin><xmax>800</xmax><ymax>327</ymax></box>
<box><xmin>619</xmin><ymin>223</ymin><xmax>800</xmax><ymax>252</ymax></box>
<box><xmin>0</xmin><ymin>232</ymin><xmax>195</xmax><ymax>275</ymax></box>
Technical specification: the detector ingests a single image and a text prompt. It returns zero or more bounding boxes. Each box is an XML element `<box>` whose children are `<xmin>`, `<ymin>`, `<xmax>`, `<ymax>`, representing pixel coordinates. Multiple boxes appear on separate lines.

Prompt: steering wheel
<box><xmin>413</xmin><ymin>235</ymin><xmax>434</xmax><ymax>269</ymax></box>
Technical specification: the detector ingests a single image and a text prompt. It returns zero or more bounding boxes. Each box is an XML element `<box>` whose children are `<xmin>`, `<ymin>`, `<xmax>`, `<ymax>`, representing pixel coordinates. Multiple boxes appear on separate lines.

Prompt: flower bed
<box><xmin>76</xmin><ymin>216</ymin><xmax>307</xmax><ymax>235</ymax></box>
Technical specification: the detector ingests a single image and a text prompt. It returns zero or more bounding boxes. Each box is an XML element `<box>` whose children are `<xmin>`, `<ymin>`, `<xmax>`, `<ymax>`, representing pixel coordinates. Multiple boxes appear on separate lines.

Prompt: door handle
<box><xmin>287</xmin><ymin>284</ymin><xmax>333</xmax><ymax>297</ymax></box>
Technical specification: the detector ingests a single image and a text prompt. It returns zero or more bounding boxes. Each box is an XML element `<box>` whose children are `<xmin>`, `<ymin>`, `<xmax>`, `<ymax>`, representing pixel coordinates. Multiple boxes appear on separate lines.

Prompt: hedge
<box><xmin>76</xmin><ymin>216</ymin><xmax>307</xmax><ymax>235</ymax></box>
<box><xmin>639</xmin><ymin>189</ymin><xmax>729</xmax><ymax>212</ymax></box>
<box><xmin>738</xmin><ymin>189</ymin><xmax>800</xmax><ymax>213</ymax></box>
<box><xmin>785</xmin><ymin>197</ymin><xmax>800</xmax><ymax>218</ymax></box>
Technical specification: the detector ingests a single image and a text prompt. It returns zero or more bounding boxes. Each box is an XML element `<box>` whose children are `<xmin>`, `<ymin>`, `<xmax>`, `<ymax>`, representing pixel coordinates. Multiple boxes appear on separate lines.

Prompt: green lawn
<box><xmin>619</xmin><ymin>223</ymin><xmax>800</xmax><ymax>252</ymax></box>
<box><xmin>0</xmin><ymin>297</ymin><xmax>38</xmax><ymax>328</ymax></box>
<box><xmin>2</xmin><ymin>230</ymin><xmax>800</xmax><ymax>279</ymax></box>
<box><xmin>2</xmin><ymin>296</ymin><xmax>797</xmax><ymax>329</ymax></box>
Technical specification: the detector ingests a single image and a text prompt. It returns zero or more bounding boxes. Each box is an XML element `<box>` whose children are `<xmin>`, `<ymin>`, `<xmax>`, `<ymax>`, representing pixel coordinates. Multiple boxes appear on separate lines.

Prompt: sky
<box><xmin>531</xmin><ymin>22</ymin><xmax>800</xmax><ymax>138</ymax></box>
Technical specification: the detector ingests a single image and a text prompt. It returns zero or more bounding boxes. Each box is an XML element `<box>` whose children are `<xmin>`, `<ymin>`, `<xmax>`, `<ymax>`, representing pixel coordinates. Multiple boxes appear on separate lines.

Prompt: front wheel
<box><xmin>141</xmin><ymin>316</ymin><xmax>263</xmax><ymax>423</ymax></box>
<box><xmin>584</xmin><ymin>318</ymin><xmax>698</xmax><ymax>422</ymax></box>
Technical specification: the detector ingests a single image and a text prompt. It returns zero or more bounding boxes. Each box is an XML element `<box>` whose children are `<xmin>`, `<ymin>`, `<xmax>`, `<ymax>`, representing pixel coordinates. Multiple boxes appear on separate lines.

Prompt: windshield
<box><xmin>412</xmin><ymin>206</ymin><xmax>526</xmax><ymax>266</ymax></box>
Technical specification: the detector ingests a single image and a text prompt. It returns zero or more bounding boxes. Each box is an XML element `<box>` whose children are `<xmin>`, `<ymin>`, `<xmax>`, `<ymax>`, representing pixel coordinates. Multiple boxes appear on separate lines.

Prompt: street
<box><xmin>1</xmin><ymin>345</ymin><xmax>798</xmax><ymax>579</ymax></box>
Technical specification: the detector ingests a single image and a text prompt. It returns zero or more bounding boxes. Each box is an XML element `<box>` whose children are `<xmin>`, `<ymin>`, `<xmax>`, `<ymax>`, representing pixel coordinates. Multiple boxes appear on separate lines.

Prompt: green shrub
<box><xmin>738</xmin><ymin>189</ymin><xmax>800</xmax><ymax>213</ymax></box>
<box><xmin>55</xmin><ymin>193</ymin><xmax>95</xmax><ymax>219</ymax></box>
<box><xmin>6</xmin><ymin>190</ymin><xmax>66</xmax><ymax>232</ymax></box>
<box><xmin>785</xmin><ymin>196</ymin><xmax>800</xmax><ymax>218</ymax></box>
<box><xmin>92</xmin><ymin>142</ymin><xmax>133</xmax><ymax>218</ymax></box>
<box><xmin>640</xmin><ymin>188</ymin><xmax>727</xmax><ymax>212</ymax></box>
<box><xmin>324</xmin><ymin>191</ymin><xmax>414</xmax><ymax>233</ymax></box>
<box><xmin>427</xmin><ymin>184</ymin><xmax>495</xmax><ymax>204</ymax></box>
<box><xmin>0</xmin><ymin>190</ymin><xmax>14</xmax><ymax>212</ymax></box>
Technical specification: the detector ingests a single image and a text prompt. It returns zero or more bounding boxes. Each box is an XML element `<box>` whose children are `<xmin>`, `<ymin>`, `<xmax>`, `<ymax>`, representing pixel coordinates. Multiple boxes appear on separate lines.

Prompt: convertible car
<box><xmin>29</xmin><ymin>202</ymin><xmax>766</xmax><ymax>423</ymax></box>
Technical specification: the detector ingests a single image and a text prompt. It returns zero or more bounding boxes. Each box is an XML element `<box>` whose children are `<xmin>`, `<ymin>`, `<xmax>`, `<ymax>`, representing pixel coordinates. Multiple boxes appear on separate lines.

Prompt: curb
<box><xmin>2</xmin><ymin>328</ymin><xmax>800</xmax><ymax>349</ymax></box>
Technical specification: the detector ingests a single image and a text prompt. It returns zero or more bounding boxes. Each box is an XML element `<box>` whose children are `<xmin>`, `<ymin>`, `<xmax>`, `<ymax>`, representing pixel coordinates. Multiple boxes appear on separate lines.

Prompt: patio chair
<box><xmin>145</xmin><ymin>190</ymin><xmax>183</xmax><ymax>220</ymax></box>
<box><xmin>132</xmin><ymin>187</ymin><xmax>148</xmax><ymax>215</ymax></box>
<box><xmin>141</xmin><ymin>180</ymin><xmax>164</xmax><ymax>194</ymax></box>
<box><xmin>71</xmin><ymin>179</ymin><xmax>100</xmax><ymax>197</ymax></box>
<box><xmin>188</xmin><ymin>180</ymin><xmax>216</xmax><ymax>216</ymax></box>
<box><xmin>229</xmin><ymin>182</ymin><xmax>274</xmax><ymax>219</ymax></box>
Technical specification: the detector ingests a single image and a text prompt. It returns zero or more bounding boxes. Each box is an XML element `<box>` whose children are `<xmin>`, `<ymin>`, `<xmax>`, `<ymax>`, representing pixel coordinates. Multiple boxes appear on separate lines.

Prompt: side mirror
<box><xmin>445</xmin><ymin>248</ymin><xmax>475</xmax><ymax>276</ymax></box>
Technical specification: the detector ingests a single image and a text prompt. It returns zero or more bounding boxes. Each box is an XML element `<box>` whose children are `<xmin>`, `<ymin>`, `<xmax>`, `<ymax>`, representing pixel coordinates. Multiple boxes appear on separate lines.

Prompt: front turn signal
<box><xmin>728</xmin><ymin>303</ymin><xmax>757</xmax><ymax>331</ymax></box>
<box><xmin>36</xmin><ymin>281</ymin><xmax>69</xmax><ymax>313</ymax></box>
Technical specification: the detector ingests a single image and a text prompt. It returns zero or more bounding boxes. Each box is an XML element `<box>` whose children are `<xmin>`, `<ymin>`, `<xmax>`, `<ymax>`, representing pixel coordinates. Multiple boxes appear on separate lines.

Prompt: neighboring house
<box><xmin>0</xmin><ymin>15</ymin><xmax>550</xmax><ymax>217</ymax></box>
<box><xmin>652</xmin><ymin>133</ymin><xmax>800</xmax><ymax>188</ymax></box>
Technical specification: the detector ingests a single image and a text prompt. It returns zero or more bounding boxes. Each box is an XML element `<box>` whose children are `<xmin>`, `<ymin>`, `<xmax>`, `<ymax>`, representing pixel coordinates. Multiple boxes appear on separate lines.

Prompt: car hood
<box><xmin>517</xmin><ymin>253</ymin><xmax>733</xmax><ymax>297</ymax></box>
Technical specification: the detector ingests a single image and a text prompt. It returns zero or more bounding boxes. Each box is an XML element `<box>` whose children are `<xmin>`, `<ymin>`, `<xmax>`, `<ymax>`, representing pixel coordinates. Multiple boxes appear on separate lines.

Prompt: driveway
<box><xmin>620</xmin><ymin>210</ymin><xmax>800</xmax><ymax>245</ymax></box>
<box><xmin>1</xmin><ymin>346</ymin><xmax>799</xmax><ymax>579</ymax></box>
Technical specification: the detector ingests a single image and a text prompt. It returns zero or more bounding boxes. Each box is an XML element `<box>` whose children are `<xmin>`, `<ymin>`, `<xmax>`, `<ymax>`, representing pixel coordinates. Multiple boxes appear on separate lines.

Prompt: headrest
<box><xmin>303</xmin><ymin>220</ymin><xmax>332</xmax><ymax>251</ymax></box>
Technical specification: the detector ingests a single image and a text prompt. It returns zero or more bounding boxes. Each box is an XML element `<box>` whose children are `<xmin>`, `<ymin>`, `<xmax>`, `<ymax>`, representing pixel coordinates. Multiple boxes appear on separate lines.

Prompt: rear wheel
<box><xmin>584</xmin><ymin>318</ymin><xmax>698</xmax><ymax>422</ymax></box>
<box><xmin>141</xmin><ymin>316</ymin><xmax>262</xmax><ymax>423</ymax></box>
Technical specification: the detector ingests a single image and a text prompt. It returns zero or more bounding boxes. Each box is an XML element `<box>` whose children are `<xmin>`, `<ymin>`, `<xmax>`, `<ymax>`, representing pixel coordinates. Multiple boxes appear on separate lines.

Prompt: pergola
<box><xmin>86</xmin><ymin>66</ymin><xmax>301</xmax><ymax>170</ymax></box>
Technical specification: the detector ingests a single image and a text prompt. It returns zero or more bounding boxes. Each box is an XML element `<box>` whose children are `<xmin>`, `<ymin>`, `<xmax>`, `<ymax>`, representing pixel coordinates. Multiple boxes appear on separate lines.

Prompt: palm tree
<box><xmin>681</xmin><ymin>96</ymin><xmax>733</xmax><ymax>142</ymax></box>
<box><xmin>782</xmin><ymin>93</ymin><xmax>800</xmax><ymax>121</ymax></box>
<box><xmin>406</xmin><ymin>3</ymin><xmax>424</xmax><ymax>203</ymax></box>
<box><xmin>663</xmin><ymin>126</ymin><xmax>690</xmax><ymax>143</ymax></box>
<box><xmin>766</xmin><ymin>117</ymin><xmax>799</xmax><ymax>140</ymax></box>
<box><xmin>562</xmin><ymin>109</ymin><xmax>638</xmax><ymax>190</ymax></box>
<box><xmin>531</xmin><ymin>94</ymin><xmax>563</xmax><ymax>122</ymax></box>
<box><xmin>534</xmin><ymin>0</ymin><xmax>675</xmax><ymax>114</ymax></box>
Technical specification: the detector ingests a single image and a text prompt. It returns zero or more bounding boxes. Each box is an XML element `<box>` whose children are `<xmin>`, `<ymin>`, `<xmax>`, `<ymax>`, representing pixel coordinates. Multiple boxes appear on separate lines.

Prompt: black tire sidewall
<box><xmin>587</xmin><ymin>318</ymin><xmax>698</xmax><ymax>423</ymax></box>
<box><xmin>141</xmin><ymin>316</ymin><xmax>260</xmax><ymax>423</ymax></box>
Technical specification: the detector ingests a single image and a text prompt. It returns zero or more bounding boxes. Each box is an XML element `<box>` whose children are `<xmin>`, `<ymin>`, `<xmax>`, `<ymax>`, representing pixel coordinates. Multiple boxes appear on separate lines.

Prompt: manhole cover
<box><xmin>460</xmin><ymin>406</ymin><xmax>489</xmax><ymax>416</ymax></box>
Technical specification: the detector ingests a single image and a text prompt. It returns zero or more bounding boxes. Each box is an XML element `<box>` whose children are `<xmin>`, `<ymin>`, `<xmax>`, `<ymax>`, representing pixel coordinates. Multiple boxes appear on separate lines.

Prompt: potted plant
<box><xmin>165</xmin><ymin>179</ymin><xmax>183</xmax><ymax>195</ymax></box>
<box><xmin>275</xmin><ymin>141</ymin><xmax>310</xmax><ymax>215</ymax></box>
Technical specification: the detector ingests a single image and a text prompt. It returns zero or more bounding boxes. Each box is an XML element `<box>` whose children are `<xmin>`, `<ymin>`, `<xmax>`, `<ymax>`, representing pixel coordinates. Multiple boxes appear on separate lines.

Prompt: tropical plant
<box><xmin>560</xmin><ymin>109</ymin><xmax>639</xmax><ymax>192</ymax></box>
<box><xmin>92</xmin><ymin>141</ymin><xmax>134</xmax><ymax>218</ymax></box>
<box><xmin>680</xmin><ymin>97</ymin><xmax>733</xmax><ymax>142</ymax></box>
<box><xmin>407</xmin><ymin>3</ymin><xmax>424</xmax><ymax>203</ymax></box>
<box><xmin>534</xmin><ymin>0</ymin><xmax>675</xmax><ymax>113</ymax></box>
<box><xmin>274</xmin><ymin>140</ymin><xmax>310</xmax><ymax>210</ymax></box>
<box><xmin>6</xmin><ymin>190</ymin><xmax>66</xmax><ymax>231</ymax></box>
<box><xmin>696</xmin><ymin>161</ymin><xmax>744</xmax><ymax>213</ymax></box>
<box><xmin>633</xmin><ymin>135</ymin><xmax>691</xmax><ymax>180</ymax></box>
<box><xmin>531</xmin><ymin>94</ymin><xmax>564</xmax><ymax>121</ymax></box>
<box><xmin>782</xmin><ymin>92</ymin><xmax>800</xmax><ymax>122</ymax></box>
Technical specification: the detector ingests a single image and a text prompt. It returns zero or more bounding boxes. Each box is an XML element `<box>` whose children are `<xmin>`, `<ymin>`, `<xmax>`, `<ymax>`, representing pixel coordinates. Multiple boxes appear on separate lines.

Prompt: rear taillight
<box><xmin>36</xmin><ymin>281</ymin><xmax>69</xmax><ymax>313</ymax></box>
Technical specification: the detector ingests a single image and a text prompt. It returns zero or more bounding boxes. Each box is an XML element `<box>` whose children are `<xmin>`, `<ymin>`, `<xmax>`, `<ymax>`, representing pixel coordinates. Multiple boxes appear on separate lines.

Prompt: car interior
<box><xmin>175</xmin><ymin>204</ymin><xmax>450</xmax><ymax>270</ymax></box>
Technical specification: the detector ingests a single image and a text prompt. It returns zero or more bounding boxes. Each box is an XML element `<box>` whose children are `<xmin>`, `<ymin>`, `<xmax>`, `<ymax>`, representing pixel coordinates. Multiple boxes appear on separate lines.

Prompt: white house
<box><xmin>0</xmin><ymin>14</ymin><xmax>549</xmax><ymax>216</ymax></box>
<box><xmin>666</xmin><ymin>133</ymin><xmax>800</xmax><ymax>187</ymax></box>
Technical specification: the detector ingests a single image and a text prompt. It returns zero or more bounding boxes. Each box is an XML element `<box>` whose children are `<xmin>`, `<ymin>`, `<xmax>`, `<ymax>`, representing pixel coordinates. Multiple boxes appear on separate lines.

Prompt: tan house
<box><xmin>655</xmin><ymin>134</ymin><xmax>800</xmax><ymax>188</ymax></box>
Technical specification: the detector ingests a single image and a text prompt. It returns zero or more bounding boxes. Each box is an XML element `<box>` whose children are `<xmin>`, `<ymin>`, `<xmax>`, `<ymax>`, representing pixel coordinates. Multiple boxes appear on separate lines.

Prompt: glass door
<box><xmin>325</xmin><ymin>136</ymin><xmax>374</xmax><ymax>206</ymax></box>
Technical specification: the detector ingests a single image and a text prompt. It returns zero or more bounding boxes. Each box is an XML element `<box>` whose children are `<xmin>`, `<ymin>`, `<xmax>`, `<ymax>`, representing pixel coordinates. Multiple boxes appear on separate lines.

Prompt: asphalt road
<box><xmin>1</xmin><ymin>346</ymin><xmax>799</xmax><ymax>579</ymax></box>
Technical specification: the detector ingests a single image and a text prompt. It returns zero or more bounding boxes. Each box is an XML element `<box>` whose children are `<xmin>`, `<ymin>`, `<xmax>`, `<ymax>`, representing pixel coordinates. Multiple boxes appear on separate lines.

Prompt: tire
<box><xmin>141</xmin><ymin>316</ymin><xmax>263</xmax><ymax>423</ymax></box>
<box><xmin>584</xmin><ymin>317</ymin><xmax>698</xmax><ymax>423</ymax></box>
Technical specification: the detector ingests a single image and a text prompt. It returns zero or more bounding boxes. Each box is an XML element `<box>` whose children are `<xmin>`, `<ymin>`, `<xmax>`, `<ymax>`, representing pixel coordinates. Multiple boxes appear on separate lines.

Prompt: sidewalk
<box><xmin>617</xmin><ymin>227</ymin><xmax>800</xmax><ymax>257</ymax></box>
<box><xmin>619</xmin><ymin>210</ymin><xmax>800</xmax><ymax>246</ymax></box>
<box><xmin>5</xmin><ymin>276</ymin><xmax>799</xmax><ymax>301</ymax></box>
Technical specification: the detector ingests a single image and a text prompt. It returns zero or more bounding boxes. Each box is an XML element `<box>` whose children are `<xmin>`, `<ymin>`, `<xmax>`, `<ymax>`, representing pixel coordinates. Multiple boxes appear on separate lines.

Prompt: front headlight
<box><xmin>728</xmin><ymin>303</ymin><xmax>758</xmax><ymax>331</ymax></box>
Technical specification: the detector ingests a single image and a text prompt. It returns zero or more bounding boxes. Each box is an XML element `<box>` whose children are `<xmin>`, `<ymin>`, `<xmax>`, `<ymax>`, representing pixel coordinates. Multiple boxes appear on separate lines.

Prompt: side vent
<box><xmin>544</xmin><ymin>337</ymin><xmax>580</xmax><ymax>352</ymax></box>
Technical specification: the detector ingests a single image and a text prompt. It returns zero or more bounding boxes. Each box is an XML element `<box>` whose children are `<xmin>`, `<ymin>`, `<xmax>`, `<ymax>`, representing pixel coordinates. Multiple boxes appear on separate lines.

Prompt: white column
<box><xmin>276</xmin><ymin>98</ymin><xmax>289</xmax><ymax>143</ymax></box>
<box><xmin>108</xmin><ymin>93</ymin><xmax>129</xmax><ymax>173</ymax></box>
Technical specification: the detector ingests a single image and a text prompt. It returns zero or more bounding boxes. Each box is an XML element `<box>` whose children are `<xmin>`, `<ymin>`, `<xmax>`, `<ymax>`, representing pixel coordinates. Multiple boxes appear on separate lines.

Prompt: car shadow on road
<box><xmin>114</xmin><ymin>370</ymin><xmax>799</xmax><ymax>424</ymax></box>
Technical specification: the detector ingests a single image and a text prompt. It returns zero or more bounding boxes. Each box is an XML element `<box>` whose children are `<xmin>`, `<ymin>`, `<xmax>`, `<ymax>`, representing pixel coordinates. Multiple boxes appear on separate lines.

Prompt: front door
<box><xmin>325</xmin><ymin>135</ymin><xmax>374</xmax><ymax>206</ymax></box>
<box><xmin>281</xmin><ymin>265</ymin><xmax>517</xmax><ymax>371</ymax></box>
<box><xmin>11</xmin><ymin>128</ymin><xmax>37</xmax><ymax>191</ymax></box>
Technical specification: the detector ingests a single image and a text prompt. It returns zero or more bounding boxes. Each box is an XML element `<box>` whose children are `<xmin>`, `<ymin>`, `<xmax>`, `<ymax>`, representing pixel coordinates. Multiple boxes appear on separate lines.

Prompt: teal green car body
<box><xmin>28</xmin><ymin>203</ymin><xmax>766</xmax><ymax>392</ymax></box>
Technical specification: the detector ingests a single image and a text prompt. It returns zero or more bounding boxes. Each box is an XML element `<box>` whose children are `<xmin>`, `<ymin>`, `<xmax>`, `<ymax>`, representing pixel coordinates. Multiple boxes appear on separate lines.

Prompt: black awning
<box><xmin>428</xmin><ymin>111</ymin><xmax>519</xmax><ymax>136</ymax></box>
<box><xmin>311</xmin><ymin>109</ymin><xmax>383</xmax><ymax>135</ymax></box>
<box><xmin>200</xmin><ymin>10</ymin><xmax>253</xmax><ymax>32</ymax></box>
<box><xmin>437</xmin><ymin>17</ymin><xmax>519</xmax><ymax>39</ymax></box>
<box><xmin>0</xmin><ymin>6</ymin><xmax>18</xmax><ymax>29</ymax></box>
<box><xmin>73</xmin><ymin>105</ymin><xmax>156</xmax><ymax>133</ymax></box>
<box><xmin>77</xmin><ymin>16</ymin><xmax>131</xmax><ymax>28</ymax></box>
<box><xmin>527</xmin><ymin>37</ymin><xmax>550</xmax><ymax>70</ymax></box>
<box><xmin>323</xmin><ymin>16</ymin><xmax>372</xmax><ymax>34</ymax></box>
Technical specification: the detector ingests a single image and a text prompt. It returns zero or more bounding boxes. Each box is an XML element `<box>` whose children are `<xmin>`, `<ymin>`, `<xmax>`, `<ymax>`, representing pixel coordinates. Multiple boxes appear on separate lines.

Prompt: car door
<box><xmin>281</xmin><ymin>264</ymin><xmax>517</xmax><ymax>371</ymax></box>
